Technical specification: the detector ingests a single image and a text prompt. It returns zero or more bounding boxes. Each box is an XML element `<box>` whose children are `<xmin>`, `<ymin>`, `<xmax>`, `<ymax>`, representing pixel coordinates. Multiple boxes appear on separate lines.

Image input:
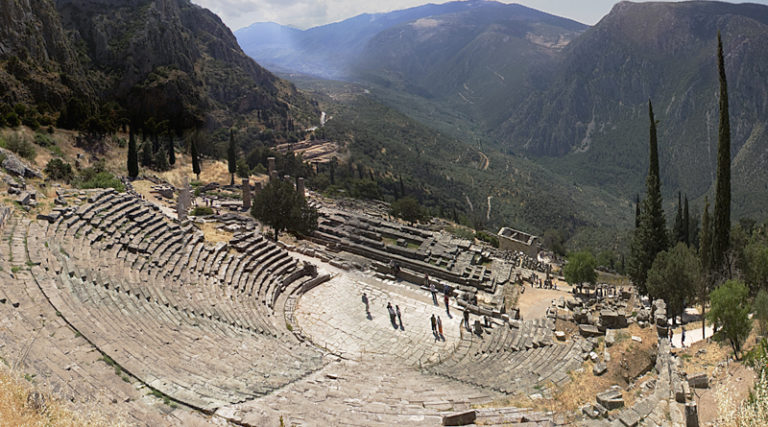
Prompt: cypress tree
<box><xmin>635</xmin><ymin>194</ymin><xmax>641</xmax><ymax>228</ymax></box>
<box><xmin>191</xmin><ymin>137</ymin><xmax>201</xmax><ymax>181</ymax></box>
<box><xmin>127</xmin><ymin>127</ymin><xmax>139</xmax><ymax>179</ymax></box>
<box><xmin>673</xmin><ymin>191</ymin><xmax>684</xmax><ymax>243</ymax></box>
<box><xmin>683</xmin><ymin>195</ymin><xmax>690</xmax><ymax>246</ymax></box>
<box><xmin>228</xmin><ymin>130</ymin><xmax>236</xmax><ymax>186</ymax></box>
<box><xmin>628</xmin><ymin>100</ymin><xmax>668</xmax><ymax>295</ymax></box>
<box><xmin>168</xmin><ymin>138</ymin><xmax>176</xmax><ymax>166</ymax></box>
<box><xmin>140</xmin><ymin>139</ymin><xmax>153</xmax><ymax>167</ymax></box>
<box><xmin>712</xmin><ymin>31</ymin><xmax>731</xmax><ymax>273</ymax></box>
<box><xmin>700</xmin><ymin>197</ymin><xmax>712</xmax><ymax>273</ymax></box>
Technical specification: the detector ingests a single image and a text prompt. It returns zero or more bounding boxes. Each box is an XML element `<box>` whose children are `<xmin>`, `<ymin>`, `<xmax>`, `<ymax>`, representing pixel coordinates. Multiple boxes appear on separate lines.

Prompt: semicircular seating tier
<box><xmin>20</xmin><ymin>189</ymin><xmax>326</xmax><ymax>412</ymax></box>
<box><xmin>427</xmin><ymin>318</ymin><xmax>585</xmax><ymax>396</ymax></box>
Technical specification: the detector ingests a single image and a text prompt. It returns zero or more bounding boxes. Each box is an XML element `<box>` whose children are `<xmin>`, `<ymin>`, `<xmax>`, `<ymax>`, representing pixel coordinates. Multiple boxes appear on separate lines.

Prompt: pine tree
<box><xmin>672</xmin><ymin>191</ymin><xmax>684</xmax><ymax>243</ymax></box>
<box><xmin>712</xmin><ymin>31</ymin><xmax>731</xmax><ymax>273</ymax></box>
<box><xmin>628</xmin><ymin>100</ymin><xmax>668</xmax><ymax>295</ymax></box>
<box><xmin>191</xmin><ymin>137</ymin><xmax>201</xmax><ymax>181</ymax></box>
<box><xmin>228</xmin><ymin>130</ymin><xmax>236</xmax><ymax>186</ymax></box>
<box><xmin>127</xmin><ymin>127</ymin><xmax>139</xmax><ymax>179</ymax></box>
<box><xmin>700</xmin><ymin>197</ymin><xmax>712</xmax><ymax>273</ymax></box>
<box><xmin>683</xmin><ymin>195</ymin><xmax>690</xmax><ymax>246</ymax></box>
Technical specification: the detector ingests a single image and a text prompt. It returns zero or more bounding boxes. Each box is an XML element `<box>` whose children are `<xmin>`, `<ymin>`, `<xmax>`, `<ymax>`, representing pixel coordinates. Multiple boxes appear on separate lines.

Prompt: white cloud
<box><xmin>191</xmin><ymin>0</ymin><xmax>768</xmax><ymax>32</ymax></box>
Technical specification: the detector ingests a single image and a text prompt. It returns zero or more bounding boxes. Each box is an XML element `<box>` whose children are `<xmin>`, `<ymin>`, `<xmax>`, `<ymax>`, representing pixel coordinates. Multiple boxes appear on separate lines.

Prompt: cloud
<box><xmin>191</xmin><ymin>0</ymin><xmax>768</xmax><ymax>32</ymax></box>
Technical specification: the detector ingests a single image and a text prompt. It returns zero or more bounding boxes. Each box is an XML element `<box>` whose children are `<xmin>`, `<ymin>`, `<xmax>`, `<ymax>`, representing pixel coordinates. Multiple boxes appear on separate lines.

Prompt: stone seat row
<box><xmin>41</xmin><ymin>190</ymin><xmax>312</xmax><ymax>336</ymax></box>
<box><xmin>0</xmin><ymin>217</ymin><xmax>170</xmax><ymax>425</ymax></box>
<box><xmin>428</xmin><ymin>319</ymin><xmax>582</xmax><ymax>395</ymax></box>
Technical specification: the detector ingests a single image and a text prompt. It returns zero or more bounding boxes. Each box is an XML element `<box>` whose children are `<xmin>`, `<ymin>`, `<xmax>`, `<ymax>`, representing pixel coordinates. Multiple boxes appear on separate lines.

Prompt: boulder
<box><xmin>1</xmin><ymin>149</ymin><xmax>42</xmax><ymax>178</ymax></box>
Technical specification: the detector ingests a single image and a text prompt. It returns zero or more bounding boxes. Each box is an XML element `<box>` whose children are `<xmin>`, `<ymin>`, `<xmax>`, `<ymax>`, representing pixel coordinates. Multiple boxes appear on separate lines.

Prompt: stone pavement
<box><xmin>294</xmin><ymin>270</ymin><xmax>462</xmax><ymax>365</ymax></box>
<box><xmin>217</xmin><ymin>356</ymin><xmax>499</xmax><ymax>427</ymax></box>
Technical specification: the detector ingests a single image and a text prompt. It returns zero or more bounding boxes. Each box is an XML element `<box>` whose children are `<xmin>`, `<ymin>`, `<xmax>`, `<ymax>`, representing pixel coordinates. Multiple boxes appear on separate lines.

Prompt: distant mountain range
<box><xmin>237</xmin><ymin>0</ymin><xmax>768</xmax><ymax>222</ymax></box>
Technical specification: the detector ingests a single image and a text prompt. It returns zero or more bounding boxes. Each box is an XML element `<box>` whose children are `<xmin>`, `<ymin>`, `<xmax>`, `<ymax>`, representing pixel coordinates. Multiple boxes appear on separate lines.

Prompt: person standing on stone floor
<box><xmin>681</xmin><ymin>328</ymin><xmax>686</xmax><ymax>347</ymax></box>
<box><xmin>429</xmin><ymin>281</ymin><xmax>437</xmax><ymax>305</ymax></box>
<box><xmin>463</xmin><ymin>309</ymin><xmax>470</xmax><ymax>331</ymax></box>
<box><xmin>396</xmin><ymin>305</ymin><xmax>403</xmax><ymax>330</ymax></box>
<box><xmin>362</xmin><ymin>292</ymin><xmax>369</xmax><ymax>311</ymax></box>
<box><xmin>444</xmin><ymin>291</ymin><xmax>450</xmax><ymax>315</ymax></box>
<box><xmin>437</xmin><ymin>315</ymin><xmax>444</xmax><ymax>340</ymax></box>
<box><xmin>387</xmin><ymin>302</ymin><xmax>397</xmax><ymax>328</ymax></box>
<box><xmin>431</xmin><ymin>313</ymin><xmax>437</xmax><ymax>337</ymax></box>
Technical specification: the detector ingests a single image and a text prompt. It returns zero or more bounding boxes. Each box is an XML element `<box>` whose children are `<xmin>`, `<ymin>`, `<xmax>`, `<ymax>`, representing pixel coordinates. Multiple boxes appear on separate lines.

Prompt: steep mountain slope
<box><xmin>353</xmin><ymin>2</ymin><xmax>586</xmax><ymax>130</ymax></box>
<box><xmin>1</xmin><ymin>0</ymin><xmax>318</xmax><ymax>135</ymax></box>
<box><xmin>0</xmin><ymin>0</ymin><xmax>93</xmax><ymax>114</ymax></box>
<box><xmin>500</xmin><ymin>1</ymin><xmax>768</xmax><ymax>217</ymax></box>
<box><xmin>235</xmin><ymin>1</ymin><xmax>487</xmax><ymax>79</ymax></box>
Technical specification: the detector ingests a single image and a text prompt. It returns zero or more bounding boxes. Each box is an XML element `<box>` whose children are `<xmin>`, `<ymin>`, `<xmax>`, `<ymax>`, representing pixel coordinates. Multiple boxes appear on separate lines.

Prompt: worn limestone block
<box><xmin>442</xmin><ymin>410</ymin><xmax>476</xmax><ymax>426</ymax></box>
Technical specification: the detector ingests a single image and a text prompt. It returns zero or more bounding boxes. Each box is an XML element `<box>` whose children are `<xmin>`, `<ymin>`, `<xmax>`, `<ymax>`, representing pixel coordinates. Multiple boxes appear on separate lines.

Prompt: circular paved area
<box><xmin>295</xmin><ymin>271</ymin><xmax>463</xmax><ymax>365</ymax></box>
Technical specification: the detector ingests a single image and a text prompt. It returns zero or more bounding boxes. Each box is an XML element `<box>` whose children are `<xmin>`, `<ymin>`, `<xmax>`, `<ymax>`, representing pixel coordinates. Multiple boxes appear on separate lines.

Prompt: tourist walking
<box><xmin>430</xmin><ymin>314</ymin><xmax>437</xmax><ymax>336</ymax></box>
<box><xmin>444</xmin><ymin>291</ymin><xmax>450</xmax><ymax>315</ymax></box>
<box><xmin>681</xmin><ymin>328</ymin><xmax>686</xmax><ymax>347</ymax></box>
<box><xmin>437</xmin><ymin>315</ymin><xmax>444</xmax><ymax>340</ymax></box>
<box><xmin>429</xmin><ymin>280</ymin><xmax>437</xmax><ymax>305</ymax></box>
<box><xmin>396</xmin><ymin>305</ymin><xmax>403</xmax><ymax>330</ymax></box>
<box><xmin>362</xmin><ymin>293</ymin><xmax>369</xmax><ymax>310</ymax></box>
<box><xmin>668</xmin><ymin>327</ymin><xmax>674</xmax><ymax>347</ymax></box>
<box><xmin>387</xmin><ymin>302</ymin><xmax>397</xmax><ymax>328</ymax></box>
<box><xmin>463</xmin><ymin>309</ymin><xmax>470</xmax><ymax>331</ymax></box>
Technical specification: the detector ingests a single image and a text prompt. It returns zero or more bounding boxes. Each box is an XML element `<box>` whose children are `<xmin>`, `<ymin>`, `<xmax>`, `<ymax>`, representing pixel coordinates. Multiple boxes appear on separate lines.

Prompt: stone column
<box><xmin>242</xmin><ymin>178</ymin><xmax>251</xmax><ymax>211</ymax></box>
<box><xmin>177</xmin><ymin>178</ymin><xmax>191</xmax><ymax>222</ymax></box>
<box><xmin>267</xmin><ymin>157</ymin><xmax>276</xmax><ymax>180</ymax></box>
<box><xmin>297</xmin><ymin>177</ymin><xmax>305</xmax><ymax>197</ymax></box>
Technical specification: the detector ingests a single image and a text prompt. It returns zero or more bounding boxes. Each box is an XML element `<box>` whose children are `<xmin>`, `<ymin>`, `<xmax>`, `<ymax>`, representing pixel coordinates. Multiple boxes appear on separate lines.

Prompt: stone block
<box><xmin>687</xmin><ymin>372</ymin><xmax>708</xmax><ymax>389</ymax></box>
<box><xmin>442</xmin><ymin>410</ymin><xmax>476</xmax><ymax>426</ymax></box>
<box><xmin>597</xmin><ymin>386</ymin><xmax>625</xmax><ymax>410</ymax></box>
<box><xmin>593</xmin><ymin>361</ymin><xmax>608</xmax><ymax>376</ymax></box>
<box><xmin>618</xmin><ymin>408</ymin><xmax>642</xmax><ymax>427</ymax></box>
<box><xmin>605</xmin><ymin>329</ymin><xmax>617</xmax><ymax>346</ymax></box>
<box><xmin>579</xmin><ymin>324</ymin><xmax>602</xmax><ymax>337</ymax></box>
<box><xmin>555</xmin><ymin>331</ymin><xmax>566</xmax><ymax>341</ymax></box>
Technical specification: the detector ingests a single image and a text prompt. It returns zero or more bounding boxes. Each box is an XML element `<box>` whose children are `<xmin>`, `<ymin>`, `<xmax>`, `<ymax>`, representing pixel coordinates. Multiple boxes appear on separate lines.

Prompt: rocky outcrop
<box><xmin>1</xmin><ymin>0</ymin><xmax>318</xmax><ymax>135</ymax></box>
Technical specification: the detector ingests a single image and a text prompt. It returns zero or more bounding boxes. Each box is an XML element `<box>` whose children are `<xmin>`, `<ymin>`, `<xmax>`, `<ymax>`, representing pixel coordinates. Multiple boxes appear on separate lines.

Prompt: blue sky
<box><xmin>191</xmin><ymin>0</ymin><xmax>768</xmax><ymax>31</ymax></box>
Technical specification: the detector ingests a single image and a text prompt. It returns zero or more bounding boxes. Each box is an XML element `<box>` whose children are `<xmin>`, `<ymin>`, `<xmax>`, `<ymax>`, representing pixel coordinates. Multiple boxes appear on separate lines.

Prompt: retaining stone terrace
<box><xmin>581</xmin><ymin>339</ymin><xmax>689</xmax><ymax>426</ymax></box>
<box><xmin>428</xmin><ymin>317</ymin><xmax>586</xmax><ymax>396</ymax></box>
<box><xmin>18</xmin><ymin>189</ymin><xmax>327</xmax><ymax>412</ymax></box>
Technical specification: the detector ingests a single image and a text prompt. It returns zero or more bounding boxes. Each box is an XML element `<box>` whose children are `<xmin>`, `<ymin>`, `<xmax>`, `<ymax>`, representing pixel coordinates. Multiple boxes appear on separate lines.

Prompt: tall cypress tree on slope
<box><xmin>629</xmin><ymin>100</ymin><xmax>668</xmax><ymax>295</ymax></box>
<box><xmin>228</xmin><ymin>130</ymin><xmax>237</xmax><ymax>186</ymax></box>
<box><xmin>673</xmin><ymin>191</ymin><xmax>684</xmax><ymax>243</ymax></box>
<box><xmin>712</xmin><ymin>31</ymin><xmax>731</xmax><ymax>275</ymax></box>
<box><xmin>127</xmin><ymin>127</ymin><xmax>139</xmax><ymax>179</ymax></box>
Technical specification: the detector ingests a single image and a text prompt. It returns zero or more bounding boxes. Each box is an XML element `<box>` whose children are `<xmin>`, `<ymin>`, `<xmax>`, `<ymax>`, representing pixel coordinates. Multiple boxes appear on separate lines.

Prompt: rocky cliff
<box><xmin>0</xmin><ymin>0</ymin><xmax>318</xmax><ymax>134</ymax></box>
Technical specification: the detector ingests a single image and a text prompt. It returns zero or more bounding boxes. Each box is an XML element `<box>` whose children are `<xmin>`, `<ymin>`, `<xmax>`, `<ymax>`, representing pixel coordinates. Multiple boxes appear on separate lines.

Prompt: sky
<box><xmin>191</xmin><ymin>0</ymin><xmax>768</xmax><ymax>31</ymax></box>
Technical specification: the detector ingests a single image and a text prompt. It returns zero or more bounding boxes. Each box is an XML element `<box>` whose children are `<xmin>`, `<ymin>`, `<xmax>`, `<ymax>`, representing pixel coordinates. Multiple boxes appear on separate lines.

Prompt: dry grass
<box><xmin>197</xmin><ymin>222</ymin><xmax>234</xmax><ymax>244</ymax></box>
<box><xmin>0</xmin><ymin>366</ymin><xmax>124</xmax><ymax>427</ymax></box>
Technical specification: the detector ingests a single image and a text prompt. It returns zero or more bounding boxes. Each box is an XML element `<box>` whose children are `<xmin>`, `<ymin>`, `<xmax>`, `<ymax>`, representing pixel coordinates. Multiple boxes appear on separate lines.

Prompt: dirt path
<box><xmin>517</xmin><ymin>285</ymin><xmax>574</xmax><ymax>320</ymax></box>
<box><xmin>478</xmin><ymin>150</ymin><xmax>489</xmax><ymax>170</ymax></box>
<box><xmin>694</xmin><ymin>362</ymin><xmax>756</xmax><ymax>425</ymax></box>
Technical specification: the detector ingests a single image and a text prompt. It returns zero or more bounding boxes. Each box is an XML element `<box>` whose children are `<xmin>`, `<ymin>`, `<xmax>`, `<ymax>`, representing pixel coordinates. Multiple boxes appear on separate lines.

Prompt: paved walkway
<box><xmin>295</xmin><ymin>272</ymin><xmax>462</xmax><ymax>365</ymax></box>
<box><xmin>672</xmin><ymin>325</ymin><xmax>714</xmax><ymax>348</ymax></box>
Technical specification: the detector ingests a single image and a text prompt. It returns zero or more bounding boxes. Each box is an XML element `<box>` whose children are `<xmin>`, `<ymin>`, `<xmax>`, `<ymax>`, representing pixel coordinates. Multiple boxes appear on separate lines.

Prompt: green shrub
<box><xmin>476</xmin><ymin>231</ymin><xmax>500</xmax><ymax>248</ymax></box>
<box><xmin>190</xmin><ymin>206</ymin><xmax>214</xmax><ymax>216</ymax></box>
<box><xmin>77</xmin><ymin>171</ymin><xmax>124</xmax><ymax>191</ymax></box>
<box><xmin>44</xmin><ymin>158</ymin><xmax>74</xmax><ymax>182</ymax></box>
<box><xmin>33</xmin><ymin>132</ymin><xmax>54</xmax><ymax>147</ymax></box>
<box><xmin>2</xmin><ymin>134</ymin><xmax>36</xmax><ymax>160</ymax></box>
